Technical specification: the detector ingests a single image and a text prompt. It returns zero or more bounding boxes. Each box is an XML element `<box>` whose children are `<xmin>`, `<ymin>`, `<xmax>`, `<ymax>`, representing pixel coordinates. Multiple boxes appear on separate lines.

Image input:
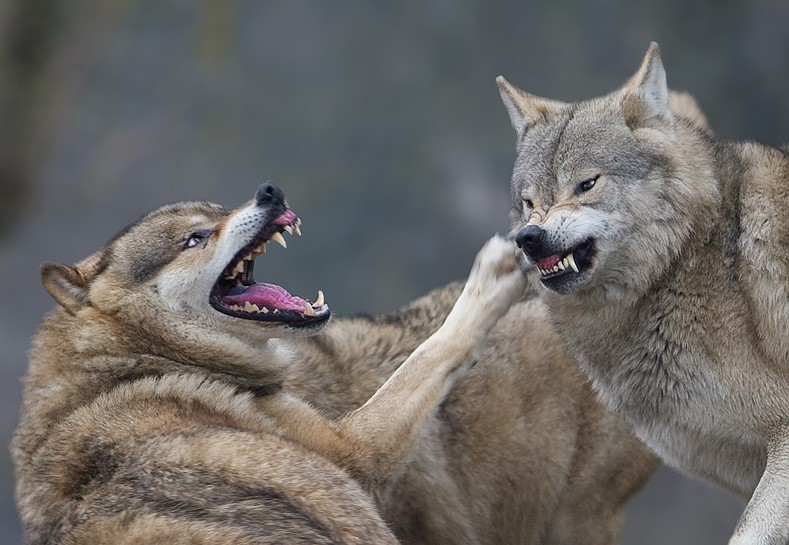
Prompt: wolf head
<box><xmin>41</xmin><ymin>183</ymin><xmax>330</xmax><ymax>358</ymax></box>
<box><xmin>499</xmin><ymin>43</ymin><xmax>718</xmax><ymax>298</ymax></box>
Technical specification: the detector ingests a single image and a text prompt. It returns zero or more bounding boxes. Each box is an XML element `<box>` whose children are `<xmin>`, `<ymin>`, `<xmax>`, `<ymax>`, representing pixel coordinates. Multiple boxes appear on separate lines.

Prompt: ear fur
<box><xmin>668</xmin><ymin>91</ymin><xmax>712</xmax><ymax>133</ymax></box>
<box><xmin>621</xmin><ymin>42</ymin><xmax>673</xmax><ymax>128</ymax></box>
<box><xmin>41</xmin><ymin>263</ymin><xmax>89</xmax><ymax>314</ymax></box>
<box><xmin>40</xmin><ymin>250</ymin><xmax>105</xmax><ymax>314</ymax></box>
<box><xmin>496</xmin><ymin>75</ymin><xmax>565</xmax><ymax>135</ymax></box>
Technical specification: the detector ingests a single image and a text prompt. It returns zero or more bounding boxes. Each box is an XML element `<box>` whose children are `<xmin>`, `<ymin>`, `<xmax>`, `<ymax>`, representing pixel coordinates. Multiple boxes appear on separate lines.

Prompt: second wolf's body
<box><xmin>288</xmin><ymin>287</ymin><xmax>654</xmax><ymax>544</ymax></box>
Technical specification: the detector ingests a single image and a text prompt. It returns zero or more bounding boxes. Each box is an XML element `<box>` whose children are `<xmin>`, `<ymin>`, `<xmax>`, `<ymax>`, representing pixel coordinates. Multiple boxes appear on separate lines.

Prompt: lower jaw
<box><xmin>539</xmin><ymin>268</ymin><xmax>591</xmax><ymax>294</ymax></box>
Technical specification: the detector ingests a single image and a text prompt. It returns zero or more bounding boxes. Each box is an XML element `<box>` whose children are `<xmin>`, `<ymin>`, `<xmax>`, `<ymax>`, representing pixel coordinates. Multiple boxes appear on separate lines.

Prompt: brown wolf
<box><xmin>13</xmin><ymin>183</ymin><xmax>656</xmax><ymax>544</ymax></box>
<box><xmin>501</xmin><ymin>42</ymin><xmax>789</xmax><ymax>544</ymax></box>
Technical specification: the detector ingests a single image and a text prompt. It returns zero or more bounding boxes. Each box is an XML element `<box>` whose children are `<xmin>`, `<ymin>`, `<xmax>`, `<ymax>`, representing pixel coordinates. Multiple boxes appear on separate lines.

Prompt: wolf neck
<box><xmin>19</xmin><ymin>308</ymin><xmax>285</xmax><ymax>458</ymax></box>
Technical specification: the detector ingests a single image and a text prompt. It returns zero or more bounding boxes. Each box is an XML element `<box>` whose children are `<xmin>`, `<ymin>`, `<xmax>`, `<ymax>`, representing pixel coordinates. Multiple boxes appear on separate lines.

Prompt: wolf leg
<box><xmin>729</xmin><ymin>432</ymin><xmax>789</xmax><ymax>545</ymax></box>
<box><xmin>259</xmin><ymin>236</ymin><xmax>526</xmax><ymax>487</ymax></box>
<box><xmin>336</xmin><ymin>235</ymin><xmax>527</xmax><ymax>484</ymax></box>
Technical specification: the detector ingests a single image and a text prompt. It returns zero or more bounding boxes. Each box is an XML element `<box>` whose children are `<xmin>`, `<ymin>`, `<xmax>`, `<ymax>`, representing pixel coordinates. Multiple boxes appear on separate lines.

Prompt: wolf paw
<box><xmin>448</xmin><ymin>235</ymin><xmax>527</xmax><ymax>333</ymax></box>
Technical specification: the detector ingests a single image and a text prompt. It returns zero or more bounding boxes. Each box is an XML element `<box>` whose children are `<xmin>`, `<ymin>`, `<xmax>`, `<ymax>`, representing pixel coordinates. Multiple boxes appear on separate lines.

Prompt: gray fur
<box><xmin>501</xmin><ymin>42</ymin><xmax>789</xmax><ymax>544</ymax></box>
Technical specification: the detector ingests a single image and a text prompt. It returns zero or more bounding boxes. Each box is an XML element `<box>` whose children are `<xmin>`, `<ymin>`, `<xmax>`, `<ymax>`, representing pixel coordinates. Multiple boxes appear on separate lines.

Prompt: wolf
<box><xmin>499</xmin><ymin>42</ymin><xmax>789</xmax><ymax>544</ymax></box>
<box><xmin>13</xmin><ymin>183</ymin><xmax>655</xmax><ymax>544</ymax></box>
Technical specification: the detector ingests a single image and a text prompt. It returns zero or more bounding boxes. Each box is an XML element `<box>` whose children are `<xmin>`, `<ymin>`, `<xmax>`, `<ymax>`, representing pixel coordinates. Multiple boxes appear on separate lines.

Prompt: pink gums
<box><xmin>536</xmin><ymin>254</ymin><xmax>562</xmax><ymax>270</ymax></box>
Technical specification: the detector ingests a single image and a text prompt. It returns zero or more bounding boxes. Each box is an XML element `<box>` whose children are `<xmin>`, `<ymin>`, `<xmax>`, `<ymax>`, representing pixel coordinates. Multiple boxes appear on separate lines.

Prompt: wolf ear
<box><xmin>621</xmin><ymin>42</ymin><xmax>673</xmax><ymax>127</ymax></box>
<box><xmin>668</xmin><ymin>91</ymin><xmax>712</xmax><ymax>133</ymax></box>
<box><xmin>41</xmin><ymin>263</ymin><xmax>90</xmax><ymax>314</ymax></box>
<box><xmin>40</xmin><ymin>251</ymin><xmax>104</xmax><ymax>314</ymax></box>
<box><xmin>496</xmin><ymin>76</ymin><xmax>564</xmax><ymax>135</ymax></box>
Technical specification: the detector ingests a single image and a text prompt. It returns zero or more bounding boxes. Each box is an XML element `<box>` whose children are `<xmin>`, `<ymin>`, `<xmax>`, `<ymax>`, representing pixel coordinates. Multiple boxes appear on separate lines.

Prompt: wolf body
<box><xmin>500</xmin><ymin>43</ymin><xmax>789</xmax><ymax>544</ymax></box>
<box><xmin>13</xmin><ymin>183</ymin><xmax>656</xmax><ymax>544</ymax></box>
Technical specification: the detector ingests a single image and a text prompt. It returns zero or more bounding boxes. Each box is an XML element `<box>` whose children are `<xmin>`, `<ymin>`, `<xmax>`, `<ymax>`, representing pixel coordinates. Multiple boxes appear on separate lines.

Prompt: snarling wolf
<box><xmin>500</xmin><ymin>42</ymin><xmax>789</xmax><ymax>544</ymax></box>
<box><xmin>14</xmin><ymin>183</ymin><xmax>655</xmax><ymax>544</ymax></box>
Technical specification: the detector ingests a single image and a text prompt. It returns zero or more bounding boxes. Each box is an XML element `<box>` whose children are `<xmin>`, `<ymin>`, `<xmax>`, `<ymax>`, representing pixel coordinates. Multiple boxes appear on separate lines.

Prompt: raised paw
<box><xmin>446</xmin><ymin>235</ymin><xmax>528</xmax><ymax>335</ymax></box>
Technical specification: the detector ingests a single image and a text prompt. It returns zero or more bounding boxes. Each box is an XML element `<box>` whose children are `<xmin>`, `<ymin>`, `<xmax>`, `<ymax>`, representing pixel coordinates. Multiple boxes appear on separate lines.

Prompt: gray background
<box><xmin>2</xmin><ymin>0</ymin><xmax>787</xmax><ymax>543</ymax></box>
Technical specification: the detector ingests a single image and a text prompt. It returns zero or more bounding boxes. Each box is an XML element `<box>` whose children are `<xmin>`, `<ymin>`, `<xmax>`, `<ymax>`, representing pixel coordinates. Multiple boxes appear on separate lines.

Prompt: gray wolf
<box><xmin>500</xmin><ymin>42</ymin><xmax>789</xmax><ymax>544</ymax></box>
<box><xmin>13</xmin><ymin>183</ymin><xmax>655</xmax><ymax>544</ymax></box>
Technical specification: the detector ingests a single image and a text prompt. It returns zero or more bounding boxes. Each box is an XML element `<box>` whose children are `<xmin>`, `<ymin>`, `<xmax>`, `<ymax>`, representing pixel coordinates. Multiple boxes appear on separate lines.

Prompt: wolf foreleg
<box><xmin>729</xmin><ymin>432</ymin><xmax>789</xmax><ymax>545</ymax></box>
<box><xmin>258</xmin><ymin>236</ymin><xmax>527</xmax><ymax>488</ymax></box>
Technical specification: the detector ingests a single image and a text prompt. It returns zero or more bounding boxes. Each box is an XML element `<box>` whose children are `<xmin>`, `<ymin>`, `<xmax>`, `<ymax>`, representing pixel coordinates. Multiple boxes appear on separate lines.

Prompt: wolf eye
<box><xmin>184</xmin><ymin>230</ymin><xmax>211</xmax><ymax>249</ymax></box>
<box><xmin>577</xmin><ymin>175</ymin><xmax>600</xmax><ymax>193</ymax></box>
<box><xmin>523</xmin><ymin>198</ymin><xmax>534</xmax><ymax>209</ymax></box>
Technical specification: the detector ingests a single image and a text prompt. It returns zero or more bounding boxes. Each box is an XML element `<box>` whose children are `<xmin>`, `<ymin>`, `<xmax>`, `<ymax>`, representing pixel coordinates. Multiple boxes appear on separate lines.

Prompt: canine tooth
<box><xmin>293</xmin><ymin>224</ymin><xmax>301</xmax><ymax>236</ymax></box>
<box><xmin>271</xmin><ymin>232</ymin><xmax>287</xmax><ymax>248</ymax></box>
<box><xmin>283</xmin><ymin>225</ymin><xmax>293</xmax><ymax>235</ymax></box>
<box><xmin>304</xmin><ymin>305</ymin><xmax>316</xmax><ymax>316</ymax></box>
<box><xmin>567</xmin><ymin>253</ymin><xmax>580</xmax><ymax>273</ymax></box>
<box><xmin>314</xmin><ymin>290</ymin><xmax>324</xmax><ymax>307</ymax></box>
<box><xmin>243</xmin><ymin>302</ymin><xmax>255</xmax><ymax>312</ymax></box>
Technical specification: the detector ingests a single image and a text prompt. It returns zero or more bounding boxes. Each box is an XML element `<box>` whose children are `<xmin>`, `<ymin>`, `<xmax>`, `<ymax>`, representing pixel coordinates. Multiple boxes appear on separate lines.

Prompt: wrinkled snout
<box><xmin>515</xmin><ymin>225</ymin><xmax>547</xmax><ymax>258</ymax></box>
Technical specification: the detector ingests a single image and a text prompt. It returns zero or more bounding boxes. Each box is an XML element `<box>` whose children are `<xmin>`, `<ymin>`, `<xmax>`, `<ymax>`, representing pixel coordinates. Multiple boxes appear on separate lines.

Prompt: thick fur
<box><xmin>501</xmin><ymin>42</ymin><xmax>789</xmax><ymax>544</ymax></box>
<box><xmin>13</xmin><ymin>189</ymin><xmax>656</xmax><ymax>544</ymax></box>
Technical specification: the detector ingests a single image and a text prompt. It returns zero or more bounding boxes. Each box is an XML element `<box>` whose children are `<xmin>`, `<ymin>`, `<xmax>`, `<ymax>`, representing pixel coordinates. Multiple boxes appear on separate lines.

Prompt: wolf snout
<box><xmin>514</xmin><ymin>225</ymin><xmax>546</xmax><ymax>257</ymax></box>
<box><xmin>255</xmin><ymin>182</ymin><xmax>285</xmax><ymax>207</ymax></box>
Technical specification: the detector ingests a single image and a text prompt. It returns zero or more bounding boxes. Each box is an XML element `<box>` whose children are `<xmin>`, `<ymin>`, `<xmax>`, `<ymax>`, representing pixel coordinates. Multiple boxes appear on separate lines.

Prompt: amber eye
<box><xmin>184</xmin><ymin>230</ymin><xmax>211</xmax><ymax>249</ymax></box>
<box><xmin>577</xmin><ymin>175</ymin><xmax>600</xmax><ymax>194</ymax></box>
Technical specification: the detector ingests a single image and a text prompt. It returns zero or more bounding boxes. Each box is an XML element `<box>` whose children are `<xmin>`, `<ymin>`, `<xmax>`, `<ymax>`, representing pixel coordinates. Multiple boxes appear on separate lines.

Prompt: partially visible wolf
<box><xmin>500</xmin><ymin>42</ymin><xmax>789</xmax><ymax>544</ymax></box>
<box><xmin>13</xmin><ymin>183</ymin><xmax>656</xmax><ymax>545</ymax></box>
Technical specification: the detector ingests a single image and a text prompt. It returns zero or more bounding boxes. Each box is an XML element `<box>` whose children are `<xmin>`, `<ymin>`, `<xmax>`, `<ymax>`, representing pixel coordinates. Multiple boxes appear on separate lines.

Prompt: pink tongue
<box><xmin>222</xmin><ymin>283</ymin><xmax>308</xmax><ymax>312</ymax></box>
<box><xmin>537</xmin><ymin>254</ymin><xmax>562</xmax><ymax>270</ymax></box>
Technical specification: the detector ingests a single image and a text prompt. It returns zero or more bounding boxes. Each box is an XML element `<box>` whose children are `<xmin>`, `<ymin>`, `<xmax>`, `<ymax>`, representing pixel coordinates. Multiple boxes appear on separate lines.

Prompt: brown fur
<box><xmin>13</xmin><ymin>187</ymin><xmax>657</xmax><ymax>544</ymax></box>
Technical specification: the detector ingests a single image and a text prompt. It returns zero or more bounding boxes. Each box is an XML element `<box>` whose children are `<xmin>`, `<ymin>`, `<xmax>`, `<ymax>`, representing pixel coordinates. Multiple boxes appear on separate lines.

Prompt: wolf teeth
<box><xmin>225</xmin><ymin>260</ymin><xmax>246</xmax><ymax>279</ymax></box>
<box><xmin>271</xmin><ymin>232</ymin><xmax>287</xmax><ymax>248</ymax></box>
<box><xmin>229</xmin><ymin>302</ymin><xmax>271</xmax><ymax>314</ymax></box>
<box><xmin>251</xmin><ymin>242</ymin><xmax>268</xmax><ymax>257</ymax></box>
<box><xmin>283</xmin><ymin>225</ymin><xmax>293</xmax><ymax>235</ymax></box>
<box><xmin>566</xmin><ymin>252</ymin><xmax>579</xmax><ymax>273</ymax></box>
<box><xmin>304</xmin><ymin>305</ymin><xmax>316</xmax><ymax>316</ymax></box>
<box><xmin>293</xmin><ymin>224</ymin><xmax>301</xmax><ymax>236</ymax></box>
<box><xmin>313</xmin><ymin>290</ymin><xmax>324</xmax><ymax>308</ymax></box>
<box><xmin>539</xmin><ymin>252</ymin><xmax>580</xmax><ymax>277</ymax></box>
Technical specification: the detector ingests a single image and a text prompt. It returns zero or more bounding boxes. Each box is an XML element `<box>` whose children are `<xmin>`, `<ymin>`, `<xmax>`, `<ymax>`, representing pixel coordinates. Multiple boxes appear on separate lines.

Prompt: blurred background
<box><xmin>2</xmin><ymin>0</ymin><xmax>787</xmax><ymax>543</ymax></box>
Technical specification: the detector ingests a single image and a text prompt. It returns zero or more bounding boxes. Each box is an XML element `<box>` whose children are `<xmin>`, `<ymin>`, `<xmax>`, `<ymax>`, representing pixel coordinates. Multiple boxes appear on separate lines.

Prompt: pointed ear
<box><xmin>496</xmin><ymin>76</ymin><xmax>564</xmax><ymax>135</ymax></box>
<box><xmin>40</xmin><ymin>251</ymin><xmax>104</xmax><ymax>314</ymax></box>
<box><xmin>621</xmin><ymin>42</ymin><xmax>673</xmax><ymax>127</ymax></box>
<box><xmin>41</xmin><ymin>263</ymin><xmax>89</xmax><ymax>314</ymax></box>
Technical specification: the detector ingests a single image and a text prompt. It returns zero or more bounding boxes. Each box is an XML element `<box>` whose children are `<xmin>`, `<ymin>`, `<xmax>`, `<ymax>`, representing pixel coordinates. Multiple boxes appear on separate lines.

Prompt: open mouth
<box><xmin>535</xmin><ymin>238</ymin><xmax>596</xmax><ymax>280</ymax></box>
<box><xmin>209</xmin><ymin>210</ymin><xmax>330</xmax><ymax>326</ymax></box>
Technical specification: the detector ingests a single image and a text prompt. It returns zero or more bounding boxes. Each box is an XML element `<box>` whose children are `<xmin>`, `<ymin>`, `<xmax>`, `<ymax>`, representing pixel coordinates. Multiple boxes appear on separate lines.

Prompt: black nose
<box><xmin>515</xmin><ymin>225</ymin><xmax>546</xmax><ymax>256</ymax></box>
<box><xmin>255</xmin><ymin>182</ymin><xmax>285</xmax><ymax>207</ymax></box>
